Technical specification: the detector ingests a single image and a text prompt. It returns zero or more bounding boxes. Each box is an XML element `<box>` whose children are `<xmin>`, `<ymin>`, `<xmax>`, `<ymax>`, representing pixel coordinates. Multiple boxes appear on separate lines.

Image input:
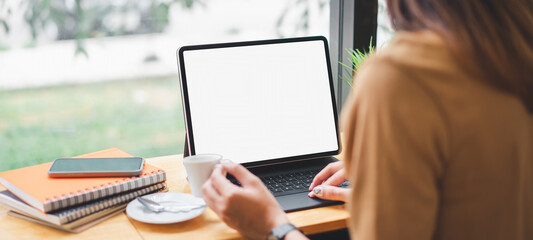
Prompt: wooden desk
<box><xmin>0</xmin><ymin>155</ymin><xmax>349</xmax><ymax>240</ymax></box>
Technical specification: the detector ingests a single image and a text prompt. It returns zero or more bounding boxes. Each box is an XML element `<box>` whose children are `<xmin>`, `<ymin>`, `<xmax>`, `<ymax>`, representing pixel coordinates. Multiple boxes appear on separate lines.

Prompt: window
<box><xmin>330</xmin><ymin>0</ymin><xmax>376</xmax><ymax>109</ymax></box>
<box><xmin>0</xmin><ymin>0</ymin><xmax>329</xmax><ymax>171</ymax></box>
<box><xmin>377</xmin><ymin>0</ymin><xmax>395</xmax><ymax>48</ymax></box>
<box><xmin>330</xmin><ymin>0</ymin><xmax>395</xmax><ymax>109</ymax></box>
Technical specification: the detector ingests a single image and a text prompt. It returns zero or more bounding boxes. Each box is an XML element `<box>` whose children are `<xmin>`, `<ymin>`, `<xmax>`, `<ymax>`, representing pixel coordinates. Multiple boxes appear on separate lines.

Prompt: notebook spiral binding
<box><xmin>57</xmin><ymin>182</ymin><xmax>167</xmax><ymax>224</ymax></box>
<box><xmin>43</xmin><ymin>170</ymin><xmax>166</xmax><ymax>212</ymax></box>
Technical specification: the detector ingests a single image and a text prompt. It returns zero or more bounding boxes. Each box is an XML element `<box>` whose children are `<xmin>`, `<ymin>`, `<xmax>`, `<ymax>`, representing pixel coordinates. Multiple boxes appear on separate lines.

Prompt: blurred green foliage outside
<box><xmin>0</xmin><ymin>77</ymin><xmax>185</xmax><ymax>171</ymax></box>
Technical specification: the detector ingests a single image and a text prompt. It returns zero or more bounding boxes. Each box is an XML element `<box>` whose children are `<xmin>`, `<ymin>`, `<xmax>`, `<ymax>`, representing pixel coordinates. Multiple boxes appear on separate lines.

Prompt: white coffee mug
<box><xmin>183</xmin><ymin>154</ymin><xmax>223</xmax><ymax>198</ymax></box>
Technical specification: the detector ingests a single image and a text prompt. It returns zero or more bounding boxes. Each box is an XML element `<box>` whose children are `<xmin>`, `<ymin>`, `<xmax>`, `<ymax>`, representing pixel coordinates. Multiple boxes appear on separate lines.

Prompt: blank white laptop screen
<box><xmin>179</xmin><ymin>38</ymin><xmax>339</xmax><ymax>164</ymax></box>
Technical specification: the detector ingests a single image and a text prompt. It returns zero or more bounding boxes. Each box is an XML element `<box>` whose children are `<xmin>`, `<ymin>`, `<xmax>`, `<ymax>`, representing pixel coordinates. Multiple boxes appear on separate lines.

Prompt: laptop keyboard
<box><xmin>230</xmin><ymin>168</ymin><xmax>350</xmax><ymax>197</ymax></box>
<box><xmin>262</xmin><ymin>169</ymin><xmax>321</xmax><ymax>196</ymax></box>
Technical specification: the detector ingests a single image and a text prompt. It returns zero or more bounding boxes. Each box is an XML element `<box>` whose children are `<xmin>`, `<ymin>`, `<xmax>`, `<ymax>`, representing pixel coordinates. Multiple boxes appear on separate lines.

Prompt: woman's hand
<box><xmin>308</xmin><ymin>161</ymin><xmax>351</xmax><ymax>202</ymax></box>
<box><xmin>202</xmin><ymin>161</ymin><xmax>289</xmax><ymax>240</ymax></box>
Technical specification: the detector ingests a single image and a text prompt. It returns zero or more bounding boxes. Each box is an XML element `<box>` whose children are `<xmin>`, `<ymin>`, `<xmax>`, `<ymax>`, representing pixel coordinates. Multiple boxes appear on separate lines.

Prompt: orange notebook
<box><xmin>0</xmin><ymin>148</ymin><xmax>166</xmax><ymax>212</ymax></box>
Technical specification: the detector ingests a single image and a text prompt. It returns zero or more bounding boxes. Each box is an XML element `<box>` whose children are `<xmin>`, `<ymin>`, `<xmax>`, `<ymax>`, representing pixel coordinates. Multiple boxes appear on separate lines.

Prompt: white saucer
<box><xmin>126</xmin><ymin>192</ymin><xmax>206</xmax><ymax>224</ymax></box>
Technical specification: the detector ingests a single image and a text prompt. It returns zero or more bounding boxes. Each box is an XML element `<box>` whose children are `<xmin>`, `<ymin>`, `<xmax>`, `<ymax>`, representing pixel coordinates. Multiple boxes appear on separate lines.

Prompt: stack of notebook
<box><xmin>0</xmin><ymin>148</ymin><xmax>167</xmax><ymax>233</ymax></box>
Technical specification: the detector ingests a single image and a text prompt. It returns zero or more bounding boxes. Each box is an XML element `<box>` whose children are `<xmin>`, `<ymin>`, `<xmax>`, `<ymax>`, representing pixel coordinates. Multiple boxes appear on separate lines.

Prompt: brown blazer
<box><xmin>341</xmin><ymin>31</ymin><xmax>532</xmax><ymax>240</ymax></box>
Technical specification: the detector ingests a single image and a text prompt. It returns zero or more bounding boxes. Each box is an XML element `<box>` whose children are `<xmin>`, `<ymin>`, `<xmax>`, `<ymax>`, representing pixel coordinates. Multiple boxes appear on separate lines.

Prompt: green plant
<box><xmin>339</xmin><ymin>37</ymin><xmax>375</xmax><ymax>88</ymax></box>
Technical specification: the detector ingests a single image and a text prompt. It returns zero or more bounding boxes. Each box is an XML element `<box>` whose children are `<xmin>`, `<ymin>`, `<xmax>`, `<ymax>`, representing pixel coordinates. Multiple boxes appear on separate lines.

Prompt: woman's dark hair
<box><xmin>386</xmin><ymin>0</ymin><xmax>533</xmax><ymax>112</ymax></box>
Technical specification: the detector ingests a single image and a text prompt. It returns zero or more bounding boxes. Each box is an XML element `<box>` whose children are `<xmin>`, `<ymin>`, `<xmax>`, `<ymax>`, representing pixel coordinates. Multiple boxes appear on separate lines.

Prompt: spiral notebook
<box><xmin>7</xmin><ymin>205</ymin><xmax>127</xmax><ymax>233</ymax></box>
<box><xmin>0</xmin><ymin>182</ymin><xmax>167</xmax><ymax>225</ymax></box>
<box><xmin>0</xmin><ymin>148</ymin><xmax>166</xmax><ymax>212</ymax></box>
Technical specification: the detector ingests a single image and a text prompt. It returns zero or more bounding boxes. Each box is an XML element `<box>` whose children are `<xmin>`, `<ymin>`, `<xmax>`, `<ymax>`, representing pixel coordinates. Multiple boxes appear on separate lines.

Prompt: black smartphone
<box><xmin>48</xmin><ymin>157</ymin><xmax>145</xmax><ymax>178</ymax></box>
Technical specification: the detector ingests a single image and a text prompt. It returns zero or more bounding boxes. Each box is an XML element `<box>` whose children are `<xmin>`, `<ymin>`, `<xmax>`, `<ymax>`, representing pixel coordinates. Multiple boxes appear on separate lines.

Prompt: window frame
<box><xmin>329</xmin><ymin>0</ymin><xmax>377</xmax><ymax>111</ymax></box>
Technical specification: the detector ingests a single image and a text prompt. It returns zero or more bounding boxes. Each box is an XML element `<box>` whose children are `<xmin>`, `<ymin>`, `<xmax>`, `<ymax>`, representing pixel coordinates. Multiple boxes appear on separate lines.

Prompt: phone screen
<box><xmin>49</xmin><ymin>157</ymin><xmax>144</xmax><ymax>172</ymax></box>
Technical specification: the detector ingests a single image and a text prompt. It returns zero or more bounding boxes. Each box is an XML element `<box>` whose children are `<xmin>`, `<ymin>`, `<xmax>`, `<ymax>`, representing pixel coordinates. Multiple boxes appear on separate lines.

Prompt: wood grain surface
<box><xmin>0</xmin><ymin>154</ymin><xmax>348</xmax><ymax>239</ymax></box>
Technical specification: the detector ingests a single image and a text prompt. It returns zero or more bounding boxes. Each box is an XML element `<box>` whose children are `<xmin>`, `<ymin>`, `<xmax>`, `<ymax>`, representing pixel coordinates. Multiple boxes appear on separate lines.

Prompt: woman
<box><xmin>201</xmin><ymin>0</ymin><xmax>533</xmax><ymax>239</ymax></box>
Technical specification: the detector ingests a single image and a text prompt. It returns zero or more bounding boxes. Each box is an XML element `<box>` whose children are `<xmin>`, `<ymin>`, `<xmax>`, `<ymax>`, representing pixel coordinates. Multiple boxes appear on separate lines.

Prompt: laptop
<box><xmin>176</xmin><ymin>36</ymin><xmax>345</xmax><ymax>212</ymax></box>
